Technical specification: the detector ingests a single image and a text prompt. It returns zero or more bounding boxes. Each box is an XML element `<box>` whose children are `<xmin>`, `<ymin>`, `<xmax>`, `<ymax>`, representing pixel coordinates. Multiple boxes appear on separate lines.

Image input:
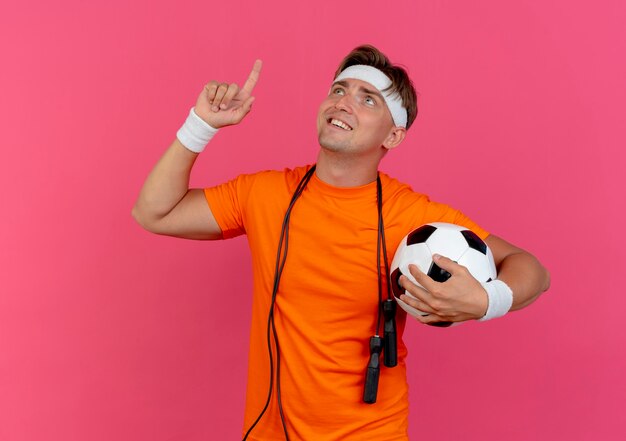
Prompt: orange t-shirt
<box><xmin>204</xmin><ymin>166</ymin><xmax>489</xmax><ymax>441</ymax></box>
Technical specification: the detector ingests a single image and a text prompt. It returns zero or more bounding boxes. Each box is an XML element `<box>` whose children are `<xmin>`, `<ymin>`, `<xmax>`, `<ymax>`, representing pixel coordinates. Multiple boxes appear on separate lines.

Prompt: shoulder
<box><xmin>379</xmin><ymin>172</ymin><xmax>431</xmax><ymax>206</ymax></box>
<box><xmin>220</xmin><ymin>165</ymin><xmax>313</xmax><ymax>191</ymax></box>
<box><xmin>382</xmin><ymin>173</ymin><xmax>490</xmax><ymax>238</ymax></box>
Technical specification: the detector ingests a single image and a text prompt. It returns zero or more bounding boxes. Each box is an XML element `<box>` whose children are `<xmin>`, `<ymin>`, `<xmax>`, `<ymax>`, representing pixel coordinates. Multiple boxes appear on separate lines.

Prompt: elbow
<box><xmin>527</xmin><ymin>252</ymin><xmax>551</xmax><ymax>294</ymax></box>
<box><xmin>132</xmin><ymin>204</ymin><xmax>156</xmax><ymax>233</ymax></box>
<box><xmin>131</xmin><ymin>204</ymin><xmax>145</xmax><ymax>228</ymax></box>
<box><xmin>542</xmin><ymin>266</ymin><xmax>551</xmax><ymax>293</ymax></box>
<box><xmin>530</xmin><ymin>254</ymin><xmax>551</xmax><ymax>294</ymax></box>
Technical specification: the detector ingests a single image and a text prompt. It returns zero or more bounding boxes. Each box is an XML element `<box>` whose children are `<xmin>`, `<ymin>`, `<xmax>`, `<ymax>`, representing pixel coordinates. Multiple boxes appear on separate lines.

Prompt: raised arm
<box><xmin>132</xmin><ymin>60</ymin><xmax>262</xmax><ymax>239</ymax></box>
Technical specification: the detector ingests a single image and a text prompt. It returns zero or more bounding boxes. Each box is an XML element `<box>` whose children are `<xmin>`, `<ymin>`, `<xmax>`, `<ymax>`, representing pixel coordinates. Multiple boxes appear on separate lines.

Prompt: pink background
<box><xmin>1</xmin><ymin>1</ymin><xmax>624</xmax><ymax>440</ymax></box>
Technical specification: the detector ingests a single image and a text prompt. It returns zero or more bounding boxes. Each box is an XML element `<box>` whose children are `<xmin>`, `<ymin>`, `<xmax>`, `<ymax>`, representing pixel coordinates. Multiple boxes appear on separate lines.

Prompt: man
<box><xmin>132</xmin><ymin>45</ymin><xmax>550</xmax><ymax>441</ymax></box>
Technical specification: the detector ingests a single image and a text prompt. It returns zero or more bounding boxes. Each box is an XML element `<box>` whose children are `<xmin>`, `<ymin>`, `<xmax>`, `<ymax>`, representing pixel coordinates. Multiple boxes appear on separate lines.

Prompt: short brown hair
<box><xmin>334</xmin><ymin>45</ymin><xmax>418</xmax><ymax>129</ymax></box>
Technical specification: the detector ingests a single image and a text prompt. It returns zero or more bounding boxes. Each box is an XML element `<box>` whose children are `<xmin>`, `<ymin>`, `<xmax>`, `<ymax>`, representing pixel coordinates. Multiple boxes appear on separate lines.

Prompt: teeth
<box><xmin>330</xmin><ymin>119</ymin><xmax>352</xmax><ymax>130</ymax></box>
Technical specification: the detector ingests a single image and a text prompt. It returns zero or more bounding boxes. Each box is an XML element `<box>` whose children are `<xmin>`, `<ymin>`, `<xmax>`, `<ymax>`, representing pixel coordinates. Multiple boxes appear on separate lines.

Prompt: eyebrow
<box><xmin>334</xmin><ymin>80</ymin><xmax>385</xmax><ymax>101</ymax></box>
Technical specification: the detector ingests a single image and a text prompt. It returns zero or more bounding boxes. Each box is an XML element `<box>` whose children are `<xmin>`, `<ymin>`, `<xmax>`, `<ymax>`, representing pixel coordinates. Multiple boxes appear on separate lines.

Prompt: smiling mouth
<box><xmin>328</xmin><ymin>118</ymin><xmax>353</xmax><ymax>131</ymax></box>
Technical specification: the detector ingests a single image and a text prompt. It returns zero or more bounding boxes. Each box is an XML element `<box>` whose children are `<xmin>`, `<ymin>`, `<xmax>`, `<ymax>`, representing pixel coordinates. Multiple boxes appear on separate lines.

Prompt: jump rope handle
<box><xmin>363</xmin><ymin>335</ymin><xmax>383</xmax><ymax>404</ymax></box>
<box><xmin>383</xmin><ymin>299</ymin><xmax>397</xmax><ymax>368</ymax></box>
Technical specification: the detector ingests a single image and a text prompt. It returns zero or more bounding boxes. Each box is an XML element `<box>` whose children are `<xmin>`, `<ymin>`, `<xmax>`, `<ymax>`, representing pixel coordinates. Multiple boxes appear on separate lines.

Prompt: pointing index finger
<box><xmin>242</xmin><ymin>59</ymin><xmax>262</xmax><ymax>94</ymax></box>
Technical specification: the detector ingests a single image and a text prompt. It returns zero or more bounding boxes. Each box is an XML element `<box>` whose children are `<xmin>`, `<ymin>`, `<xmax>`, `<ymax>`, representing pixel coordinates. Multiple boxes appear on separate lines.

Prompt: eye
<box><xmin>364</xmin><ymin>96</ymin><xmax>376</xmax><ymax>106</ymax></box>
<box><xmin>332</xmin><ymin>86</ymin><xmax>345</xmax><ymax>96</ymax></box>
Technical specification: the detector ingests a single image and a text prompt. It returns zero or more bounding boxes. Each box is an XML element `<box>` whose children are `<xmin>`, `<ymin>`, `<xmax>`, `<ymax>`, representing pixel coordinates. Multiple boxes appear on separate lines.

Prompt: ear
<box><xmin>382</xmin><ymin>126</ymin><xmax>407</xmax><ymax>150</ymax></box>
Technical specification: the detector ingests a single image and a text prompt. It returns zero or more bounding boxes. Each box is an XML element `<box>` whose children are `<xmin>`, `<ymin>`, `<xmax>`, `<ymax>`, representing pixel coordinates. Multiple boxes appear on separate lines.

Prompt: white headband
<box><xmin>333</xmin><ymin>65</ymin><xmax>408</xmax><ymax>128</ymax></box>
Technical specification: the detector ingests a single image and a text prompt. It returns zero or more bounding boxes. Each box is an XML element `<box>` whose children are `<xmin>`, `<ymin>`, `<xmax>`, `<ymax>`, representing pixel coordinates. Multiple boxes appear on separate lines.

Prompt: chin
<box><xmin>318</xmin><ymin>128</ymin><xmax>351</xmax><ymax>151</ymax></box>
<box><xmin>318</xmin><ymin>136</ymin><xmax>349</xmax><ymax>153</ymax></box>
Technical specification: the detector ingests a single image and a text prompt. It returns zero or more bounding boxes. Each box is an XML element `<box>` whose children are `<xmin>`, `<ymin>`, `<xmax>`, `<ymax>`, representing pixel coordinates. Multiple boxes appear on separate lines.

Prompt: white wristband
<box><xmin>176</xmin><ymin>107</ymin><xmax>219</xmax><ymax>153</ymax></box>
<box><xmin>478</xmin><ymin>279</ymin><xmax>513</xmax><ymax>321</ymax></box>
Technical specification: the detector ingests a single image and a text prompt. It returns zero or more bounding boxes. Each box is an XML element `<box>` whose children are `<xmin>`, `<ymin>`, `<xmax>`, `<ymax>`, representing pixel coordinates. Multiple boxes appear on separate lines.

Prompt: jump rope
<box><xmin>242</xmin><ymin>165</ymin><xmax>398</xmax><ymax>440</ymax></box>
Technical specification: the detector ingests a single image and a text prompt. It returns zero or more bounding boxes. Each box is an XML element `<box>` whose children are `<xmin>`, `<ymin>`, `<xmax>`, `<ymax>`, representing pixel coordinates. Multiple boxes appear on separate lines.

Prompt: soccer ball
<box><xmin>389</xmin><ymin>222</ymin><xmax>497</xmax><ymax>318</ymax></box>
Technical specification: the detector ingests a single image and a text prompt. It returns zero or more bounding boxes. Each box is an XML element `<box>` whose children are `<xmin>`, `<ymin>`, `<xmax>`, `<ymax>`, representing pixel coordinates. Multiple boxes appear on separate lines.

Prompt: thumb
<box><xmin>242</xmin><ymin>95</ymin><xmax>256</xmax><ymax>113</ymax></box>
<box><xmin>234</xmin><ymin>96</ymin><xmax>256</xmax><ymax>123</ymax></box>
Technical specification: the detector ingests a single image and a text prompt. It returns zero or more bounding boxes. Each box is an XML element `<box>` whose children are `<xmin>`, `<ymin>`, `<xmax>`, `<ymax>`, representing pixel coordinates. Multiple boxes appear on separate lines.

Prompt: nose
<box><xmin>334</xmin><ymin>93</ymin><xmax>354</xmax><ymax>113</ymax></box>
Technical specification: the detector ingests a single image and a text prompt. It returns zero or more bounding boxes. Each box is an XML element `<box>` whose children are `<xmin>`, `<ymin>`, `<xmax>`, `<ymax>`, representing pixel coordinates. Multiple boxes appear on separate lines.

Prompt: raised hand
<box><xmin>399</xmin><ymin>254</ymin><xmax>489</xmax><ymax>326</ymax></box>
<box><xmin>194</xmin><ymin>60</ymin><xmax>263</xmax><ymax>129</ymax></box>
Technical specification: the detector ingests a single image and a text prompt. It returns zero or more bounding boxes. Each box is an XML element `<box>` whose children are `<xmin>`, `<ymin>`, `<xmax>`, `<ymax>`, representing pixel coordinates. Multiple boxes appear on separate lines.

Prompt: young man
<box><xmin>133</xmin><ymin>45</ymin><xmax>550</xmax><ymax>441</ymax></box>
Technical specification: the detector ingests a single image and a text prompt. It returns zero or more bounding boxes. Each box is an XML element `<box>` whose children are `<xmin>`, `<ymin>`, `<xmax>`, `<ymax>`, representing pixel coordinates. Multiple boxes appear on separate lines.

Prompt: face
<box><xmin>317</xmin><ymin>78</ymin><xmax>399</xmax><ymax>157</ymax></box>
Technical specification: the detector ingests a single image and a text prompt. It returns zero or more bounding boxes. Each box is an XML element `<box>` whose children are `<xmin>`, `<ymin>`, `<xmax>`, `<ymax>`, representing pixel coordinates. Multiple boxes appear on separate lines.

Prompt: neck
<box><xmin>315</xmin><ymin>150</ymin><xmax>382</xmax><ymax>187</ymax></box>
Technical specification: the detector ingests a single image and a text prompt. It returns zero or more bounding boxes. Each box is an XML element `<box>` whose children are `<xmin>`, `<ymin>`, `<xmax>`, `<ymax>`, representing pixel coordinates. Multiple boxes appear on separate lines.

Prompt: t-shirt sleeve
<box><xmin>203</xmin><ymin>174</ymin><xmax>255</xmax><ymax>239</ymax></box>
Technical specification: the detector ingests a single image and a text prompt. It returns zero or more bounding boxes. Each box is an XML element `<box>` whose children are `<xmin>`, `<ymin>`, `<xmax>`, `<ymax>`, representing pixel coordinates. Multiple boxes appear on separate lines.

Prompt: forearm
<box><xmin>496</xmin><ymin>251</ymin><xmax>550</xmax><ymax>311</ymax></box>
<box><xmin>132</xmin><ymin>139</ymin><xmax>199</xmax><ymax>228</ymax></box>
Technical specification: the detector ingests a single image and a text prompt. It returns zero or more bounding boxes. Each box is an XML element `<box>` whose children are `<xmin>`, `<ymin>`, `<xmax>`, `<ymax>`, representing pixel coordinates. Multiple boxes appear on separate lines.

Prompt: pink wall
<box><xmin>1</xmin><ymin>1</ymin><xmax>624</xmax><ymax>440</ymax></box>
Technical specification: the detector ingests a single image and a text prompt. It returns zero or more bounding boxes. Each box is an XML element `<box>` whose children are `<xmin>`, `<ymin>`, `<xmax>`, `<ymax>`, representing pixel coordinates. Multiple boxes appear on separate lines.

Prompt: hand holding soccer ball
<box><xmin>390</xmin><ymin>223</ymin><xmax>497</xmax><ymax>326</ymax></box>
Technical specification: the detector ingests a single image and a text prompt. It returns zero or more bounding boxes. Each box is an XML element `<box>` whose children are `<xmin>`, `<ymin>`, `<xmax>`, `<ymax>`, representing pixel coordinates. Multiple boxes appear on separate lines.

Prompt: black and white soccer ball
<box><xmin>390</xmin><ymin>222</ymin><xmax>497</xmax><ymax>318</ymax></box>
